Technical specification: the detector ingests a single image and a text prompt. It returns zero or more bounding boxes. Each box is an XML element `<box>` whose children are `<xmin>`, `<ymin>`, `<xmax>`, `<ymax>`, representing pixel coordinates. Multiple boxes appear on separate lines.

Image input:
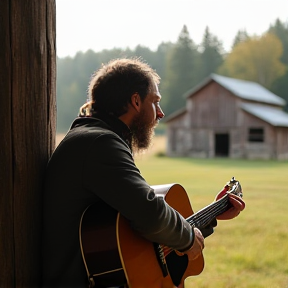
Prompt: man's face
<box><xmin>130</xmin><ymin>83</ymin><xmax>164</xmax><ymax>152</ymax></box>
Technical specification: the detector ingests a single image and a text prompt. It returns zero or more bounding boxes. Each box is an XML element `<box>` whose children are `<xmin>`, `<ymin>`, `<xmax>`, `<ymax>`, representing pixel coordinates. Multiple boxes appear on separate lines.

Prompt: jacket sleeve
<box><xmin>82</xmin><ymin>133</ymin><xmax>194</xmax><ymax>251</ymax></box>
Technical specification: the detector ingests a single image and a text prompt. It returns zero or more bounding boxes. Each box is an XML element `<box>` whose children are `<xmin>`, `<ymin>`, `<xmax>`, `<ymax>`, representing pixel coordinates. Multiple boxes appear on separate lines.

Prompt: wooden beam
<box><xmin>0</xmin><ymin>0</ymin><xmax>56</xmax><ymax>287</ymax></box>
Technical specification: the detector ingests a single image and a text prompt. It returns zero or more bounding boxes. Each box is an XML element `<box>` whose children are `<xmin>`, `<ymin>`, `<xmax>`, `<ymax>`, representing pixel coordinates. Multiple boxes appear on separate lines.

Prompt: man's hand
<box><xmin>176</xmin><ymin>228</ymin><xmax>204</xmax><ymax>260</ymax></box>
<box><xmin>215</xmin><ymin>188</ymin><xmax>245</xmax><ymax>220</ymax></box>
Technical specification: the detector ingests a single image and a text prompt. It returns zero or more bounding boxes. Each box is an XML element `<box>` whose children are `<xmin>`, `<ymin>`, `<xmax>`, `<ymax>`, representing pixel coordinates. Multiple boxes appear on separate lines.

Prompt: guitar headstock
<box><xmin>226</xmin><ymin>177</ymin><xmax>243</xmax><ymax>198</ymax></box>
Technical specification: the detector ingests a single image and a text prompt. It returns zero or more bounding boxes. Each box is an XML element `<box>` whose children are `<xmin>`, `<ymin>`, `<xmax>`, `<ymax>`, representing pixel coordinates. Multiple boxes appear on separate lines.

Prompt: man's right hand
<box><xmin>176</xmin><ymin>228</ymin><xmax>204</xmax><ymax>260</ymax></box>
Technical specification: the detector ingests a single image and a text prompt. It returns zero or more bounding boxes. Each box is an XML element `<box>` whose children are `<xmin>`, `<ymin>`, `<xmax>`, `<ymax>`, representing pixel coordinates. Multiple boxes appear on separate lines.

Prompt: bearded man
<box><xmin>41</xmin><ymin>58</ymin><xmax>244</xmax><ymax>288</ymax></box>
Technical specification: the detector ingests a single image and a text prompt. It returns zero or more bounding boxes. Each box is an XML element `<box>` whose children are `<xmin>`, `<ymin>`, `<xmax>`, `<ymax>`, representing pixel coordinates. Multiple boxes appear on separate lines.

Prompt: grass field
<box><xmin>134</xmin><ymin>137</ymin><xmax>288</xmax><ymax>288</ymax></box>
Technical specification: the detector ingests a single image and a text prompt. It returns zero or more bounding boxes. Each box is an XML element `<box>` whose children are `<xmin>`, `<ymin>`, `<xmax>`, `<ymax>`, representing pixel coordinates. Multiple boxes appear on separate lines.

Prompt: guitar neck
<box><xmin>186</xmin><ymin>195</ymin><xmax>230</xmax><ymax>230</ymax></box>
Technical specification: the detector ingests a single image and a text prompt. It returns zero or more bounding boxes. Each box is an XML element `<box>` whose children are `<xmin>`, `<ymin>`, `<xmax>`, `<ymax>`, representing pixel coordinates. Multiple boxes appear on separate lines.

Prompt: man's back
<box><xmin>42</xmin><ymin>117</ymin><xmax>132</xmax><ymax>287</ymax></box>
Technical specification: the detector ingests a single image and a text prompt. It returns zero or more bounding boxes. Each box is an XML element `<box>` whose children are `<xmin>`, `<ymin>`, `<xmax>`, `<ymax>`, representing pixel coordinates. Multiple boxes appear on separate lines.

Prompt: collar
<box><xmin>70</xmin><ymin>112</ymin><xmax>133</xmax><ymax>149</ymax></box>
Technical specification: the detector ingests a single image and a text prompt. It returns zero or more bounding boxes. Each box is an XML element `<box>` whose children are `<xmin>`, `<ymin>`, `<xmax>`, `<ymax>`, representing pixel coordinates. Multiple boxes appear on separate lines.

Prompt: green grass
<box><xmin>135</xmin><ymin>155</ymin><xmax>288</xmax><ymax>288</ymax></box>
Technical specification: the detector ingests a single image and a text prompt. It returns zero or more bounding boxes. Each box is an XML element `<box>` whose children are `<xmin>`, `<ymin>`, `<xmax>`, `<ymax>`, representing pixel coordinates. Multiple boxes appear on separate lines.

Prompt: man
<box><xmin>42</xmin><ymin>58</ymin><xmax>245</xmax><ymax>288</ymax></box>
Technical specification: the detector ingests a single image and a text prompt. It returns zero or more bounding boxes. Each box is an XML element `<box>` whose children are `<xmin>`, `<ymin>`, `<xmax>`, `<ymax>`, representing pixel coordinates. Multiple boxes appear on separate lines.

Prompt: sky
<box><xmin>56</xmin><ymin>0</ymin><xmax>288</xmax><ymax>58</ymax></box>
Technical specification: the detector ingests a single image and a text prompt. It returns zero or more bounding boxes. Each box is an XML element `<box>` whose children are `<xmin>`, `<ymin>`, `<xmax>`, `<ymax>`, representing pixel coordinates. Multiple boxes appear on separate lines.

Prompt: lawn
<box><xmin>135</xmin><ymin>141</ymin><xmax>288</xmax><ymax>288</ymax></box>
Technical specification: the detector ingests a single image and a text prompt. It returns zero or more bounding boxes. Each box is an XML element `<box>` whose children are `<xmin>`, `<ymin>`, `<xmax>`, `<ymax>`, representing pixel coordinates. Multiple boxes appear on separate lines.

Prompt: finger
<box><xmin>229</xmin><ymin>193</ymin><xmax>246</xmax><ymax>206</ymax></box>
<box><xmin>215</xmin><ymin>186</ymin><xmax>229</xmax><ymax>201</ymax></box>
<box><xmin>216</xmin><ymin>207</ymin><xmax>240</xmax><ymax>220</ymax></box>
<box><xmin>196</xmin><ymin>237</ymin><xmax>205</xmax><ymax>250</ymax></box>
<box><xmin>175</xmin><ymin>250</ymin><xmax>185</xmax><ymax>256</ymax></box>
<box><xmin>194</xmin><ymin>227</ymin><xmax>204</xmax><ymax>240</ymax></box>
<box><xmin>194</xmin><ymin>228</ymin><xmax>204</xmax><ymax>250</ymax></box>
<box><xmin>228</xmin><ymin>194</ymin><xmax>245</xmax><ymax>211</ymax></box>
<box><xmin>176</xmin><ymin>228</ymin><xmax>204</xmax><ymax>257</ymax></box>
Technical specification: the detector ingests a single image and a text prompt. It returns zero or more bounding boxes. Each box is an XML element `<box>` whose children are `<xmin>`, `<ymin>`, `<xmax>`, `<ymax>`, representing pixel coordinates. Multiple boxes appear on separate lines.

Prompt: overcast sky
<box><xmin>56</xmin><ymin>0</ymin><xmax>288</xmax><ymax>58</ymax></box>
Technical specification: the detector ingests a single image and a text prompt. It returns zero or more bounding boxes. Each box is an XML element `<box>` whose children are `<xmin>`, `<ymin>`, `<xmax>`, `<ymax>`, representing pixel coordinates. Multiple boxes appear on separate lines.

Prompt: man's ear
<box><xmin>130</xmin><ymin>93</ymin><xmax>141</xmax><ymax>112</ymax></box>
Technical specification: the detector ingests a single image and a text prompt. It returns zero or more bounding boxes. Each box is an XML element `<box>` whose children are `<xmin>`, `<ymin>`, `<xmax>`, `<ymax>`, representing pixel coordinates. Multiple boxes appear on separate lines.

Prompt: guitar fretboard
<box><xmin>186</xmin><ymin>195</ymin><xmax>230</xmax><ymax>229</ymax></box>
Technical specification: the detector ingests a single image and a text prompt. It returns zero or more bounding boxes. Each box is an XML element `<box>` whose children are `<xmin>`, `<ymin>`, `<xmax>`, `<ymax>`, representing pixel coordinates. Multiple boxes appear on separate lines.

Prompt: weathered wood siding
<box><xmin>275</xmin><ymin>127</ymin><xmax>288</xmax><ymax>160</ymax></box>
<box><xmin>188</xmin><ymin>82</ymin><xmax>239</xmax><ymax>128</ymax></box>
<box><xmin>166</xmin><ymin>112</ymin><xmax>190</xmax><ymax>155</ymax></box>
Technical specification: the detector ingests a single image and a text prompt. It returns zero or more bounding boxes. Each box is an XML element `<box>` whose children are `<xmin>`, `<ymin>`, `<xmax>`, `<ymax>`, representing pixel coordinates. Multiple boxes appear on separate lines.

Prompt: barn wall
<box><xmin>188</xmin><ymin>82</ymin><xmax>239</xmax><ymax>128</ymax></box>
<box><xmin>166</xmin><ymin>113</ymin><xmax>190</xmax><ymax>156</ymax></box>
<box><xmin>275</xmin><ymin>127</ymin><xmax>288</xmax><ymax>160</ymax></box>
<box><xmin>185</xmin><ymin>82</ymin><xmax>243</xmax><ymax>158</ymax></box>
<box><xmin>240</xmin><ymin>111</ymin><xmax>277</xmax><ymax>159</ymax></box>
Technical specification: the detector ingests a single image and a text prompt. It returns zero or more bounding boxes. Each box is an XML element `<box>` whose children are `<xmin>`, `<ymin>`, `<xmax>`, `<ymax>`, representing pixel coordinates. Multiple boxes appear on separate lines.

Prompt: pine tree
<box><xmin>269</xmin><ymin>18</ymin><xmax>288</xmax><ymax>65</ymax></box>
<box><xmin>232</xmin><ymin>29</ymin><xmax>250</xmax><ymax>49</ymax></box>
<box><xmin>268</xmin><ymin>19</ymin><xmax>288</xmax><ymax>110</ymax></box>
<box><xmin>162</xmin><ymin>25</ymin><xmax>200</xmax><ymax>116</ymax></box>
<box><xmin>199</xmin><ymin>26</ymin><xmax>224</xmax><ymax>80</ymax></box>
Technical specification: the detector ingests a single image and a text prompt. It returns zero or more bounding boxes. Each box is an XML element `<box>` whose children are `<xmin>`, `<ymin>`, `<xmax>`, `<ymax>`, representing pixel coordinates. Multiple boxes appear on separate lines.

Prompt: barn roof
<box><xmin>241</xmin><ymin>103</ymin><xmax>288</xmax><ymax>127</ymax></box>
<box><xmin>163</xmin><ymin>107</ymin><xmax>186</xmax><ymax>123</ymax></box>
<box><xmin>184</xmin><ymin>74</ymin><xmax>286</xmax><ymax>107</ymax></box>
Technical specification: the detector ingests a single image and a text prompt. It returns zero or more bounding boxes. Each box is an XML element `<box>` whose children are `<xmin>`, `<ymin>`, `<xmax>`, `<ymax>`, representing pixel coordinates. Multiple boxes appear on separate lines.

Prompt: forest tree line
<box><xmin>57</xmin><ymin>18</ymin><xmax>288</xmax><ymax>132</ymax></box>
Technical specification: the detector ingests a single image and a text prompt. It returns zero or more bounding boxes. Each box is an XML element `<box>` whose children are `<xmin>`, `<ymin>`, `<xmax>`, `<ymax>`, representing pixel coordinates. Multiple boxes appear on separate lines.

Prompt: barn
<box><xmin>164</xmin><ymin>74</ymin><xmax>288</xmax><ymax>160</ymax></box>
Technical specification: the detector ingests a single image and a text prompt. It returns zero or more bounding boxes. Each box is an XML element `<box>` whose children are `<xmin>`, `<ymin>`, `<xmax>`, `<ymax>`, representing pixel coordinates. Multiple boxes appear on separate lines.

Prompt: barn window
<box><xmin>248</xmin><ymin>128</ymin><xmax>264</xmax><ymax>142</ymax></box>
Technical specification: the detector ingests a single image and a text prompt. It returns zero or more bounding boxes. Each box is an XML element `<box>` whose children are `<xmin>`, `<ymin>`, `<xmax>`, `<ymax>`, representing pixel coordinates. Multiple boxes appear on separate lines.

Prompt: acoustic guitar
<box><xmin>79</xmin><ymin>177</ymin><xmax>243</xmax><ymax>288</ymax></box>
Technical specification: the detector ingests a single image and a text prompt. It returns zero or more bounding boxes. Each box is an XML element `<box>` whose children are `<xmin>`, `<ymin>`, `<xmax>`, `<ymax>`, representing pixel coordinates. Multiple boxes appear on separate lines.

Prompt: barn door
<box><xmin>215</xmin><ymin>133</ymin><xmax>229</xmax><ymax>157</ymax></box>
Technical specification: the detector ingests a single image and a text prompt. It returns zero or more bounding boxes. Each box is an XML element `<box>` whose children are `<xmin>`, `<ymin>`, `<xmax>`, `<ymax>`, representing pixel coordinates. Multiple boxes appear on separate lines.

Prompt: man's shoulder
<box><xmin>58</xmin><ymin>117</ymin><xmax>131</xmax><ymax>153</ymax></box>
<box><xmin>61</xmin><ymin>128</ymin><xmax>115</xmax><ymax>150</ymax></box>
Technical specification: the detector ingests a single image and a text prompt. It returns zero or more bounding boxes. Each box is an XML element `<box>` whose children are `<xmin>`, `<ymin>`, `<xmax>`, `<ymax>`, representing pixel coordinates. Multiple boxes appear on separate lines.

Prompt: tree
<box><xmin>57</xmin><ymin>54</ymin><xmax>91</xmax><ymax>132</ymax></box>
<box><xmin>199</xmin><ymin>26</ymin><xmax>224</xmax><ymax>80</ymax></box>
<box><xmin>134</xmin><ymin>45</ymin><xmax>156</xmax><ymax>63</ymax></box>
<box><xmin>232</xmin><ymin>29</ymin><xmax>250</xmax><ymax>49</ymax></box>
<box><xmin>218</xmin><ymin>33</ymin><xmax>286</xmax><ymax>88</ymax></box>
<box><xmin>271</xmin><ymin>68</ymin><xmax>288</xmax><ymax>111</ymax></box>
<box><xmin>154</xmin><ymin>41</ymin><xmax>175</xmax><ymax>79</ymax></box>
<box><xmin>268</xmin><ymin>19</ymin><xmax>288</xmax><ymax>110</ymax></box>
<box><xmin>269</xmin><ymin>18</ymin><xmax>288</xmax><ymax>65</ymax></box>
<box><xmin>162</xmin><ymin>25</ymin><xmax>200</xmax><ymax>116</ymax></box>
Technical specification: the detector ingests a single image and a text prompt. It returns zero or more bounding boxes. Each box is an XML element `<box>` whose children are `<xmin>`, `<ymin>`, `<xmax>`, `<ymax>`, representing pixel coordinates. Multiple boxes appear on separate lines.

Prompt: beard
<box><xmin>130</xmin><ymin>109</ymin><xmax>156</xmax><ymax>154</ymax></box>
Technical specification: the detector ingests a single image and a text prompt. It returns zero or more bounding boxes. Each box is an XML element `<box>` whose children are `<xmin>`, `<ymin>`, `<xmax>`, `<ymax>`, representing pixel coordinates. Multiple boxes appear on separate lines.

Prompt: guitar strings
<box><xmin>186</xmin><ymin>194</ymin><xmax>229</xmax><ymax>227</ymax></box>
<box><xmin>161</xmin><ymin>196</ymin><xmax>230</xmax><ymax>256</ymax></box>
<box><xmin>198</xmin><ymin>198</ymin><xmax>229</xmax><ymax>225</ymax></box>
<box><xmin>160</xmin><ymin>193</ymin><xmax>233</xmax><ymax>256</ymax></box>
<box><xmin>191</xmin><ymin>201</ymin><xmax>228</xmax><ymax>226</ymax></box>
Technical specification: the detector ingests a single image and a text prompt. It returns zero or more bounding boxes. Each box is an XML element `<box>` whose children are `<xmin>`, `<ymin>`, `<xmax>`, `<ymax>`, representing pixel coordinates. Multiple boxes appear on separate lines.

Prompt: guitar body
<box><xmin>80</xmin><ymin>183</ymin><xmax>204</xmax><ymax>288</ymax></box>
<box><xmin>117</xmin><ymin>184</ymin><xmax>204</xmax><ymax>288</ymax></box>
<box><xmin>79</xmin><ymin>201</ymin><xmax>126</xmax><ymax>287</ymax></box>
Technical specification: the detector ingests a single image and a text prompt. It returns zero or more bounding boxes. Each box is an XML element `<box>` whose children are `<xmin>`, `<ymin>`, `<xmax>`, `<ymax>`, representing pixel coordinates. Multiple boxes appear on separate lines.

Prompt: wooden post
<box><xmin>0</xmin><ymin>0</ymin><xmax>56</xmax><ymax>287</ymax></box>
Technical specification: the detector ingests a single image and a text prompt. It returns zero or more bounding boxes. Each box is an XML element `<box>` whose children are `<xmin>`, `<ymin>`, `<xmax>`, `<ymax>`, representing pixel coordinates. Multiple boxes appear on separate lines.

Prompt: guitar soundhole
<box><xmin>166</xmin><ymin>251</ymin><xmax>188</xmax><ymax>286</ymax></box>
